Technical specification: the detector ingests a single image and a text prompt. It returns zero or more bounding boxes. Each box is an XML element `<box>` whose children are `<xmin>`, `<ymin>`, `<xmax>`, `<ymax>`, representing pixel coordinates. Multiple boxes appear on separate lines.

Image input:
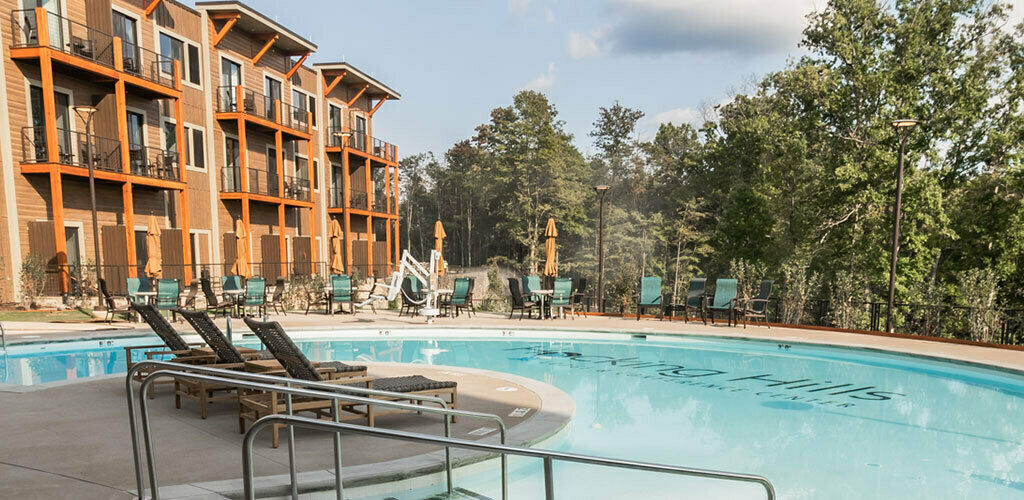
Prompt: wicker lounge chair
<box><xmin>635</xmin><ymin>277</ymin><xmax>664</xmax><ymax>321</ymax></box>
<box><xmin>180</xmin><ymin>280</ymin><xmax>200</xmax><ymax>310</ymax></box>
<box><xmin>738</xmin><ymin>279</ymin><xmax>774</xmax><ymax>328</ymax></box>
<box><xmin>706</xmin><ymin>278</ymin><xmax>739</xmax><ymax>326</ymax></box>
<box><xmin>99</xmin><ymin>278</ymin><xmax>130</xmax><ymax>323</ymax></box>
<box><xmin>200</xmin><ymin>276</ymin><xmax>234</xmax><ymax>318</ymax></box>
<box><xmin>571</xmin><ymin>277</ymin><xmax>588</xmax><ymax>317</ymax></box>
<box><xmin>508</xmin><ymin>278</ymin><xmax>538</xmax><ymax>319</ymax></box>
<box><xmin>240</xmin><ymin>317</ymin><xmax>456</xmax><ymax>447</ymax></box>
<box><xmin>668</xmin><ymin>278</ymin><xmax>706</xmax><ymax>323</ymax></box>
<box><xmin>267</xmin><ymin>278</ymin><xmax>287</xmax><ymax>315</ymax></box>
<box><xmin>126</xmin><ymin>303</ymin><xmax>215</xmax><ymax>396</ymax></box>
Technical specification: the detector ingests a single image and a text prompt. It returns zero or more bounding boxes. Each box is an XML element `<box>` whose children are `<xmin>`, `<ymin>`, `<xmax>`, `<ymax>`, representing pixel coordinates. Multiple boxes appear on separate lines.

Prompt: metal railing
<box><xmin>350</xmin><ymin>190</ymin><xmax>368</xmax><ymax>210</ymax></box>
<box><xmin>372</xmin><ymin>191</ymin><xmax>388</xmax><ymax>213</ymax></box>
<box><xmin>10</xmin><ymin>9</ymin><xmax>115</xmax><ymax>68</ymax></box>
<box><xmin>126</xmin><ymin>361</ymin><xmax>508</xmax><ymax>500</ymax></box>
<box><xmin>282</xmin><ymin>174</ymin><xmax>310</xmax><ymax>202</ymax></box>
<box><xmin>246</xmin><ymin>415</ymin><xmax>777</xmax><ymax>500</ymax></box>
<box><xmin>122</xmin><ymin>41</ymin><xmax>175</xmax><ymax>88</ymax></box>
<box><xmin>21</xmin><ymin>126</ymin><xmax>122</xmax><ymax>172</ymax></box>
<box><xmin>129</xmin><ymin>145</ymin><xmax>179</xmax><ymax>181</ymax></box>
<box><xmin>281</xmin><ymin>101</ymin><xmax>310</xmax><ymax>133</ymax></box>
<box><xmin>327</xmin><ymin>187</ymin><xmax>344</xmax><ymax>208</ymax></box>
<box><xmin>221</xmin><ymin>167</ymin><xmax>277</xmax><ymax>197</ymax></box>
<box><xmin>216</xmin><ymin>86</ymin><xmax>309</xmax><ymax>133</ymax></box>
<box><xmin>372</xmin><ymin>137</ymin><xmax>396</xmax><ymax>161</ymax></box>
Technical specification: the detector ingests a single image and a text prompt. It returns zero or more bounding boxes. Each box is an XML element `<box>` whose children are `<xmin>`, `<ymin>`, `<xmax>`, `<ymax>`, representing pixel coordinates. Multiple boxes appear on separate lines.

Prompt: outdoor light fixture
<box><xmin>73</xmin><ymin>105</ymin><xmax>101</xmax><ymax>308</ymax></box>
<box><xmin>594</xmin><ymin>185</ymin><xmax>610</xmax><ymax>312</ymax></box>
<box><xmin>885</xmin><ymin>118</ymin><xmax>919</xmax><ymax>333</ymax></box>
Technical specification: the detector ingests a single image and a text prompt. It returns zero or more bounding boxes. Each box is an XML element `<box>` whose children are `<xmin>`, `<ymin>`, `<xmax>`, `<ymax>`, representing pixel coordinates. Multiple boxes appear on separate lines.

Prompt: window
<box><xmin>224</xmin><ymin>137</ymin><xmax>240</xmax><ymax>191</ymax></box>
<box><xmin>112</xmin><ymin>11</ymin><xmax>138</xmax><ymax>72</ymax></box>
<box><xmin>328</xmin><ymin>104</ymin><xmax>342</xmax><ymax>131</ymax></box>
<box><xmin>294</xmin><ymin>155</ymin><xmax>308</xmax><ymax>182</ymax></box>
<box><xmin>308</xmin><ymin>95</ymin><xmax>317</xmax><ymax>127</ymax></box>
<box><xmin>159</xmin><ymin>32</ymin><xmax>201</xmax><ymax>85</ymax></box>
<box><xmin>312</xmin><ymin>159</ymin><xmax>319</xmax><ymax>191</ymax></box>
<box><xmin>162</xmin><ymin>121</ymin><xmax>176</xmax><ymax>153</ymax></box>
<box><xmin>292</xmin><ymin>89</ymin><xmax>308</xmax><ymax>124</ymax></box>
<box><xmin>220</xmin><ymin>57</ymin><xmax>241</xmax><ymax>110</ymax></box>
<box><xmin>183</xmin><ymin>126</ymin><xmax>205</xmax><ymax>170</ymax></box>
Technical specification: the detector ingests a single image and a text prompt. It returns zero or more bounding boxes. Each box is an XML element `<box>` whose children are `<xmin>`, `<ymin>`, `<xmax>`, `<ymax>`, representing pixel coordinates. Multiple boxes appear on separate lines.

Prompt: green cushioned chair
<box><xmin>551</xmin><ymin>278</ymin><xmax>574</xmax><ymax>319</ymax></box>
<box><xmin>635</xmin><ymin>276</ymin><xmax>664</xmax><ymax>321</ymax></box>
<box><xmin>330</xmin><ymin>274</ymin><xmax>354</xmax><ymax>315</ymax></box>
<box><xmin>707</xmin><ymin>278</ymin><xmax>739</xmax><ymax>326</ymax></box>
<box><xmin>156</xmin><ymin>278</ymin><xmax>180</xmax><ymax>321</ymax></box>
<box><xmin>244</xmin><ymin>277</ymin><xmax>266</xmax><ymax>317</ymax></box>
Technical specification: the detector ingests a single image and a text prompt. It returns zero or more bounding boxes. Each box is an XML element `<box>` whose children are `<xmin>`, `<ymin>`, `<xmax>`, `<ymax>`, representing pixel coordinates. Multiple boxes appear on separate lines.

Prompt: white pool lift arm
<box><xmin>362</xmin><ymin>249</ymin><xmax>442</xmax><ymax>322</ymax></box>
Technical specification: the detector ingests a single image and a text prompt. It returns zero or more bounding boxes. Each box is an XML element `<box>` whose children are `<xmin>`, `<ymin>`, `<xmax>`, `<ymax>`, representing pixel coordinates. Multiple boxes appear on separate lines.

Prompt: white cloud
<box><xmin>523</xmin><ymin>63</ymin><xmax>556</xmax><ymax>91</ymax></box>
<box><xmin>545</xmin><ymin>7</ymin><xmax>555</xmax><ymax>24</ymax></box>
<box><xmin>508</xmin><ymin>0</ymin><xmax>531</xmax><ymax>16</ymax></box>
<box><xmin>653</xmin><ymin>107</ymin><xmax>702</xmax><ymax>127</ymax></box>
<box><xmin>568</xmin><ymin>28</ymin><xmax>610</xmax><ymax>59</ymax></box>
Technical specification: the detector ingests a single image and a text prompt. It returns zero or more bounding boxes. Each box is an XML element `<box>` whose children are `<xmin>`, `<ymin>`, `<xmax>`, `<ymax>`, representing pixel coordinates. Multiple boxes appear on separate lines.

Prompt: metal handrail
<box><xmin>247</xmin><ymin>415</ymin><xmax>778</xmax><ymax>500</ymax></box>
<box><xmin>125</xmin><ymin>361</ymin><xmax>508</xmax><ymax>500</ymax></box>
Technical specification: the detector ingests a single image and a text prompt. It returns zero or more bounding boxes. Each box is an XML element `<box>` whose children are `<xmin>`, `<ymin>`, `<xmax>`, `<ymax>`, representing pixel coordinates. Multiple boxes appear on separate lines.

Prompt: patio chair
<box><xmin>508</xmin><ymin>278</ymin><xmax>538</xmax><ymax>319</ymax></box>
<box><xmin>156</xmin><ymin>278</ymin><xmax>180</xmax><ymax>321</ymax></box>
<box><xmin>241</xmin><ymin>318</ymin><xmax>456</xmax><ymax>447</ymax></box>
<box><xmin>706</xmin><ymin>278</ymin><xmax>739</xmax><ymax>326</ymax></box>
<box><xmin>222</xmin><ymin>275</ymin><xmax>244</xmax><ymax>309</ymax></box>
<box><xmin>305</xmin><ymin>284</ymin><xmax>330</xmax><ymax>315</ymax></box>
<box><xmin>126</xmin><ymin>277</ymin><xmax>150</xmax><ymax>306</ymax></box>
<box><xmin>180</xmin><ymin>280</ymin><xmax>200</xmax><ymax>310</ymax></box>
<box><xmin>399</xmin><ymin>276</ymin><xmax>424</xmax><ymax>316</ymax></box>
<box><xmin>99</xmin><ymin>278</ymin><xmax>130</xmax><ymax>323</ymax></box>
<box><xmin>267</xmin><ymin>278</ymin><xmax>287</xmax><ymax>315</ymax></box>
<box><xmin>738</xmin><ymin>279</ymin><xmax>775</xmax><ymax>329</ymax></box>
<box><xmin>571</xmin><ymin>277</ymin><xmax>588</xmax><ymax>317</ymax></box>
<box><xmin>126</xmin><ymin>303</ymin><xmax>214</xmax><ymax>395</ymax></box>
<box><xmin>243</xmin><ymin>277</ymin><xmax>267</xmax><ymax>317</ymax></box>
<box><xmin>441</xmin><ymin>277</ymin><xmax>472</xmax><ymax>317</ymax></box>
<box><xmin>329</xmin><ymin>274</ymin><xmax>354</xmax><ymax>315</ymax></box>
<box><xmin>522</xmin><ymin>275</ymin><xmax>542</xmax><ymax>302</ymax></box>
<box><xmin>551</xmin><ymin>278</ymin><xmax>574</xmax><ymax>319</ymax></box>
<box><xmin>635</xmin><ymin>276</ymin><xmax>664</xmax><ymax>321</ymax></box>
<box><xmin>668</xmin><ymin>278</ymin><xmax>706</xmax><ymax>323</ymax></box>
<box><xmin>200</xmin><ymin>277</ymin><xmax>234</xmax><ymax>318</ymax></box>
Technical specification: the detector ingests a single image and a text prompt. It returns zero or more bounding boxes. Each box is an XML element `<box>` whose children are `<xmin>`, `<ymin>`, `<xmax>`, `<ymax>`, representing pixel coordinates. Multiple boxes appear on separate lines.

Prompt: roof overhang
<box><xmin>196</xmin><ymin>1</ymin><xmax>317</xmax><ymax>54</ymax></box>
<box><xmin>314</xmin><ymin>62</ymin><xmax>401</xmax><ymax>100</ymax></box>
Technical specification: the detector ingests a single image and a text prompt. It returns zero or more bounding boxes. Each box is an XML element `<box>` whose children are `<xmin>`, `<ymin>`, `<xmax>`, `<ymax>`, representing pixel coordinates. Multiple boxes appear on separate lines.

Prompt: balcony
<box><xmin>9</xmin><ymin>9</ymin><xmax>178</xmax><ymax>96</ymax></box>
<box><xmin>221</xmin><ymin>167</ymin><xmax>311</xmax><ymax>204</ymax></box>
<box><xmin>20</xmin><ymin>126</ymin><xmax>181</xmax><ymax>184</ymax></box>
<box><xmin>326</xmin><ymin>126</ymin><xmax>397</xmax><ymax>163</ymax></box>
<box><xmin>216</xmin><ymin>86</ymin><xmax>310</xmax><ymax>137</ymax></box>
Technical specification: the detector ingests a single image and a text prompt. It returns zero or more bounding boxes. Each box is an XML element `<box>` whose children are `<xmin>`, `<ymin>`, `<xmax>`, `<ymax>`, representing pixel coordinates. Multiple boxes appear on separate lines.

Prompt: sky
<box><xmin>183</xmin><ymin>0</ymin><xmax>1024</xmax><ymax>157</ymax></box>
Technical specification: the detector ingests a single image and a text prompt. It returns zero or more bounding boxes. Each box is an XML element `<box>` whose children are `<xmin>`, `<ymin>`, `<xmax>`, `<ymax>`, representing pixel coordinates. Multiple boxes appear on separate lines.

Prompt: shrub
<box><xmin>480</xmin><ymin>258</ymin><xmax>508</xmax><ymax>311</ymax></box>
<box><xmin>778</xmin><ymin>257</ymin><xmax>820</xmax><ymax>325</ymax></box>
<box><xmin>828</xmin><ymin>271</ymin><xmax>869</xmax><ymax>329</ymax></box>
<box><xmin>20</xmin><ymin>254</ymin><xmax>48</xmax><ymax>309</ymax></box>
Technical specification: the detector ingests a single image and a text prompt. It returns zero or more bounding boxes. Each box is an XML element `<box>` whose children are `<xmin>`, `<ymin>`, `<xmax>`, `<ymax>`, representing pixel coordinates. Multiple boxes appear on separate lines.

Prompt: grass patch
<box><xmin>0</xmin><ymin>309</ymin><xmax>96</xmax><ymax>322</ymax></box>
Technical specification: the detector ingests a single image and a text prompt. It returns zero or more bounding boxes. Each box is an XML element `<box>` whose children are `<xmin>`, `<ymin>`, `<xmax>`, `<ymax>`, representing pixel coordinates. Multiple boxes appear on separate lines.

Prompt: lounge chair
<box><xmin>441</xmin><ymin>277</ymin><xmax>473</xmax><ymax>317</ymax></box>
<box><xmin>156</xmin><ymin>278</ymin><xmax>180</xmax><ymax>321</ymax></box>
<box><xmin>635</xmin><ymin>276</ymin><xmax>664</xmax><ymax>321</ymax></box>
<box><xmin>551</xmin><ymin>278</ymin><xmax>574</xmax><ymax>319</ymax></box>
<box><xmin>668</xmin><ymin>278</ymin><xmax>706</xmax><ymax>323</ymax></box>
<box><xmin>240</xmin><ymin>318</ymin><xmax>456</xmax><ymax>447</ymax></box>
<box><xmin>243</xmin><ymin>277</ymin><xmax>267</xmax><ymax>317</ymax></box>
<box><xmin>738</xmin><ymin>279</ymin><xmax>774</xmax><ymax>328</ymax></box>
<box><xmin>706</xmin><ymin>278</ymin><xmax>739</xmax><ymax>326</ymax></box>
<box><xmin>126</xmin><ymin>303</ymin><xmax>215</xmax><ymax>395</ymax></box>
<box><xmin>200</xmin><ymin>276</ymin><xmax>234</xmax><ymax>318</ymax></box>
<box><xmin>508</xmin><ymin>278</ymin><xmax>538</xmax><ymax>319</ymax></box>
<box><xmin>328</xmin><ymin>274</ymin><xmax>354</xmax><ymax>315</ymax></box>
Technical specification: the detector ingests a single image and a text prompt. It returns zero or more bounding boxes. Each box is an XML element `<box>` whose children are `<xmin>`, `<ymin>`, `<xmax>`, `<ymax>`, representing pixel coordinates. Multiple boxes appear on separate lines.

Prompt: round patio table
<box><xmin>533</xmin><ymin>289</ymin><xmax>554</xmax><ymax>319</ymax></box>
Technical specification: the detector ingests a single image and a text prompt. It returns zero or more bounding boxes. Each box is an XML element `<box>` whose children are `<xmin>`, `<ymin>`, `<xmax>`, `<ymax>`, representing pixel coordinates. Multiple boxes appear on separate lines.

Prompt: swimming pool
<box><xmin>4</xmin><ymin>329</ymin><xmax>1024</xmax><ymax>498</ymax></box>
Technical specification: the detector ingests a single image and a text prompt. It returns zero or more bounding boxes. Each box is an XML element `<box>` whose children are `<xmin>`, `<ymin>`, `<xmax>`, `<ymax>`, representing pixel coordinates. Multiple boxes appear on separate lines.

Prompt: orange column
<box><xmin>393</xmin><ymin>146</ymin><xmax>400</xmax><ymax>260</ymax></box>
<box><xmin>365</xmin><ymin>158</ymin><xmax>372</xmax><ymax>275</ymax></box>
<box><xmin>342</xmin><ymin>152</ymin><xmax>352</xmax><ymax>271</ymax></box>
<box><xmin>306</xmin><ymin>126</ymin><xmax>317</xmax><ymax>263</ymax></box>
<box><xmin>39</xmin><ymin>24</ymin><xmax>68</xmax><ymax>291</ymax></box>
<box><xmin>384</xmin><ymin>159</ymin><xmax>391</xmax><ymax>272</ymax></box>
<box><xmin>173</xmin><ymin>63</ymin><xmax>191</xmax><ymax>283</ymax></box>
<box><xmin>237</xmin><ymin>86</ymin><xmax>251</xmax><ymax>272</ymax></box>
<box><xmin>275</xmin><ymin>129</ymin><xmax>285</xmax><ymax>273</ymax></box>
<box><xmin>124</xmin><ymin>184</ymin><xmax>137</xmax><ymax>278</ymax></box>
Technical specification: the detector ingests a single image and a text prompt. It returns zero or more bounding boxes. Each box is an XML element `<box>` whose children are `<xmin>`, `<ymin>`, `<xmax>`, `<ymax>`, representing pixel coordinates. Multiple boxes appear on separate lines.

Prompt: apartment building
<box><xmin>0</xmin><ymin>0</ymin><xmax>400</xmax><ymax>300</ymax></box>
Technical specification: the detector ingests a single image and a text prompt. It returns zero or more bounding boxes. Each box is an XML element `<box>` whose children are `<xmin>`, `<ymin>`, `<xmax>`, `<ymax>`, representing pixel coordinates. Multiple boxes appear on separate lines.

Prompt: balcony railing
<box><xmin>328</xmin><ymin>187</ymin><xmax>344</xmax><ymax>208</ymax></box>
<box><xmin>128</xmin><ymin>144</ymin><xmax>179</xmax><ymax>181</ymax></box>
<box><xmin>350</xmin><ymin>190</ymin><xmax>368</xmax><ymax>210</ymax></box>
<box><xmin>10</xmin><ymin>9</ymin><xmax>115</xmax><ymax>68</ymax></box>
<box><xmin>121</xmin><ymin>41</ymin><xmax>175</xmax><ymax>88</ymax></box>
<box><xmin>282</xmin><ymin>174</ymin><xmax>310</xmax><ymax>202</ymax></box>
<box><xmin>222</xmin><ymin>167</ymin><xmax>277</xmax><ymax>197</ymax></box>
<box><xmin>216</xmin><ymin>86</ymin><xmax>309</xmax><ymax>134</ymax></box>
<box><xmin>327</xmin><ymin>126</ymin><xmax>395</xmax><ymax>161</ymax></box>
<box><xmin>372</xmin><ymin>192</ymin><xmax>388</xmax><ymax>213</ymax></box>
<box><xmin>22</xmin><ymin>126</ymin><xmax>121</xmax><ymax>172</ymax></box>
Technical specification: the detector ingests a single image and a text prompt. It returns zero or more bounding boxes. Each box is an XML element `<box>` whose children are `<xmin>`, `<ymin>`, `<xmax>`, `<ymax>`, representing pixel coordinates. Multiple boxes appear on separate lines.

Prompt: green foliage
<box><xmin>480</xmin><ymin>258</ymin><xmax>509</xmax><ymax>312</ymax></box>
<box><xmin>20</xmin><ymin>254</ymin><xmax>47</xmax><ymax>309</ymax></box>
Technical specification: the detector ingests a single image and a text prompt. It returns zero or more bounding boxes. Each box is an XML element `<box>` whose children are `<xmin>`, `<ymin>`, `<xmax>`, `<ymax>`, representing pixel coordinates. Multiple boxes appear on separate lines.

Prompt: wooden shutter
<box><xmin>101</xmin><ymin>225</ymin><xmax>129</xmax><ymax>294</ymax></box>
<box><xmin>161</xmin><ymin>228</ymin><xmax>184</xmax><ymax>282</ymax></box>
<box><xmin>27</xmin><ymin>220</ymin><xmax>59</xmax><ymax>294</ymax></box>
<box><xmin>222</xmin><ymin>232</ymin><xmax>237</xmax><ymax>276</ymax></box>
<box><xmin>373</xmin><ymin>241</ymin><xmax>389</xmax><ymax>277</ymax></box>
<box><xmin>260</xmin><ymin>235</ymin><xmax>281</xmax><ymax>280</ymax></box>
<box><xmin>292</xmin><ymin>236</ymin><xmax>311</xmax><ymax>277</ymax></box>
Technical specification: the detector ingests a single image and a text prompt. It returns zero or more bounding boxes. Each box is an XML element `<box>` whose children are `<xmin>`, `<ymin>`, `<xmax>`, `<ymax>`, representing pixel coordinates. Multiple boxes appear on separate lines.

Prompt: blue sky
<box><xmin>184</xmin><ymin>1</ymin><xmax>835</xmax><ymax>156</ymax></box>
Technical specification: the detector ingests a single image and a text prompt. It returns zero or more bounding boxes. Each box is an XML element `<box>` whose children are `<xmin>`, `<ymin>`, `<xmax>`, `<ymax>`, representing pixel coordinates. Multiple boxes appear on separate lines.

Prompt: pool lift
<box><xmin>358</xmin><ymin>249</ymin><xmax>444</xmax><ymax>323</ymax></box>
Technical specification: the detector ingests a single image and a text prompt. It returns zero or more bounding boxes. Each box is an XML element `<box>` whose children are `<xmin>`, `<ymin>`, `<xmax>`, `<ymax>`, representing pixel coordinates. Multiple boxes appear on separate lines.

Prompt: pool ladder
<box><xmin>0</xmin><ymin>321</ymin><xmax>7</xmax><ymax>382</ymax></box>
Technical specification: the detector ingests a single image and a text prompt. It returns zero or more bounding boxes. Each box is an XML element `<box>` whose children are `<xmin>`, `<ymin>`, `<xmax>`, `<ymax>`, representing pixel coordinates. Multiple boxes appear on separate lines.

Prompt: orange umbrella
<box><xmin>543</xmin><ymin>217</ymin><xmax>558</xmax><ymax>277</ymax></box>
<box><xmin>143</xmin><ymin>215</ymin><xmax>163</xmax><ymax>278</ymax></box>
<box><xmin>434</xmin><ymin>220</ymin><xmax>446</xmax><ymax>276</ymax></box>
<box><xmin>231</xmin><ymin>219</ymin><xmax>250</xmax><ymax>278</ymax></box>
<box><xmin>329</xmin><ymin>218</ymin><xmax>345</xmax><ymax>275</ymax></box>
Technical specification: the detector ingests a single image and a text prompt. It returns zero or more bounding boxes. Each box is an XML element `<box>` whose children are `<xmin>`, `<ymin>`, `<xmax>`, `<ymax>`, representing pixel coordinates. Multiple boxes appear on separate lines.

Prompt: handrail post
<box><xmin>331</xmin><ymin>399</ymin><xmax>343</xmax><ymax>500</ymax></box>
<box><xmin>285</xmin><ymin>381</ymin><xmax>298</xmax><ymax>499</ymax></box>
<box><xmin>543</xmin><ymin>456</ymin><xmax>555</xmax><ymax>499</ymax></box>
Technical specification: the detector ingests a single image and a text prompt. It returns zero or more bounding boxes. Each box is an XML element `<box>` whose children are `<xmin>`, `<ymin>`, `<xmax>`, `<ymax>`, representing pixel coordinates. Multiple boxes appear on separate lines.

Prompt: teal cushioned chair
<box><xmin>551</xmin><ymin>278</ymin><xmax>574</xmax><ymax>319</ymax></box>
<box><xmin>244</xmin><ymin>277</ymin><xmax>266</xmax><ymax>317</ymax></box>
<box><xmin>330</xmin><ymin>274</ymin><xmax>354</xmax><ymax>315</ymax></box>
<box><xmin>635</xmin><ymin>276</ymin><xmax>664</xmax><ymax>321</ymax></box>
<box><xmin>155</xmin><ymin>278</ymin><xmax>180</xmax><ymax>321</ymax></box>
<box><xmin>706</xmin><ymin>278</ymin><xmax>739</xmax><ymax>326</ymax></box>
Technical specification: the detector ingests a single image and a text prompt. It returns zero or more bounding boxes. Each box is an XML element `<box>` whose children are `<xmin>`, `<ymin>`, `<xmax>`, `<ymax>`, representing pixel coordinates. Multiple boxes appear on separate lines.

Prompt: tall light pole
<box><xmin>73</xmin><ymin>105</ymin><xmax>101</xmax><ymax>309</ymax></box>
<box><xmin>885</xmin><ymin>119</ymin><xmax>918</xmax><ymax>333</ymax></box>
<box><xmin>594</xmin><ymin>185</ymin><xmax>610</xmax><ymax>313</ymax></box>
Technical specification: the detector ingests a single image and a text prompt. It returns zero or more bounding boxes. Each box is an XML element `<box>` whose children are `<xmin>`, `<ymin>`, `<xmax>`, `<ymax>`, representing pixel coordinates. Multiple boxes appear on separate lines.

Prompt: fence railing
<box><xmin>21</xmin><ymin>126</ymin><xmax>122</xmax><ymax>172</ymax></box>
<box><xmin>128</xmin><ymin>144</ymin><xmax>178</xmax><ymax>181</ymax></box>
<box><xmin>372</xmin><ymin>136</ymin><xmax>396</xmax><ymax>161</ymax></box>
<box><xmin>221</xmin><ymin>167</ymin><xmax>277</xmax><ymax>197</ymax></box>
<box><xmin>372</xmin><ymin>192</ymin><xmax>388</xmax><ymax>213</ymax></box>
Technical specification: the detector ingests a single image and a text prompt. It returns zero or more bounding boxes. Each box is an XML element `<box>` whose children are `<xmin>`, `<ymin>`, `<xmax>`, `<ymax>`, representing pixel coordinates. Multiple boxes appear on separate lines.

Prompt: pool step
<box><xmin>418</xmin><ymin>486</ymin><xmax>495</xmax><ymax>499</ymax></box>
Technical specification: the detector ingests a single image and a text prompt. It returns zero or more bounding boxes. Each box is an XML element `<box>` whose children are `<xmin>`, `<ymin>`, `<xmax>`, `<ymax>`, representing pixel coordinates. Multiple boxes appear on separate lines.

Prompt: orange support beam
<box><xmin>251</xmin><ymin>34</ymin><xmax>279</xmax><ymax>65</ymax></box>
<box><xmin>346</xmin><ymin>84</ymin><xmax>369</xmax><ymax>108</ymax></box>
<box><xmin>365</xmin><ymin>158</ymin><xmax>372</xmax><ymax>276</ymax></box>
<box><xmin>174</xmin><ymin>81</ymin><xmax>191</xmax><ymax>284</ymax></box>
<box><xmin>368</xmin><ymin>95</ymin><xmax>388</xmax><ymax>117</ymax></box>
<box><xmin>343</xmin><ymin>151</ymin><xmax>352</xmax><ymax>271</ymax></box>
<box><xmin>123</xmin><ymin>184</ymin><xmax>137</xmax><ymax>278</ymax></box>
<box><xmin>212</xmin><ymin>14</ymin><xmax>240</xmax><ymax>48</ymax></box>
<box><xmin>143</xmin><ymin>0</ymin><xmax>162</xmax><ymax>17</ymax></box>
<box><xmin>306</xmin><ymin>127</ymin><xmax>317</xmax><ymax>262</ymax></box>
<box><xmin>324</xmin><ymin>71</ymin><xmax>346</xmax><ymax>95</ymax></box>
<box><xmin>284</xmin><ymin>52</ymin><xmax>309</xmax><ymax>80</ymax></box>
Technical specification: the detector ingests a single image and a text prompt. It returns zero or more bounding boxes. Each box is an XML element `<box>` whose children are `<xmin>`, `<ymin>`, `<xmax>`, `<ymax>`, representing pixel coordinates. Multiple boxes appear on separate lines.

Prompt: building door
<box><xmin>267</xmin><ymin>147</ymin><xmax>277</xmax><ymax>196</ymax></box>
<box><xmin>112</xmin><ymin>11</ymin><xmax>138</xmax><ymax>73</ymax></box>
<box><xmin>353</xmin><ymin>114</ymin><xmax>366</xmax><ymax>150</ymax></box>
<box><xmin>224</xmin><ymin>137</ymin><xmax>240</xmax><ymax>191</ymax></box>
<box><xmin>29</xmin><ymin>85</ymin><xmax>71</xmax><ymax>162</ymax></box>
<box><xmin>126</xmin><ymin>111</ymin><xmax>144</xmax><ymax>173</ymax></box>
<box><xmin>220</xmin><ymin>57</ymin><xmax>241</xmax><ymax>110</ymax></box>
<box><xmin>64</xmin><ymin>226</ymin><xmax>81</xmax><ymax>268</ymax></box>
<box><xmin>331</xmin><ymin>165</ymin><xmax>344</xmax><ymax>207</ymax></box>
<box><xmin>26</xmin><ymin>0</ymin><xmax>63</xmax><ymax>48</ymax></box>
<box><xmin>264</xmin><ymin>77</ymin><xmax>281</xmax><ymax>116</ymax></box>
<box><xmin>134</xmin><ymin>230</ymin><xmax>148</xmax><ymax>277</ymax></box>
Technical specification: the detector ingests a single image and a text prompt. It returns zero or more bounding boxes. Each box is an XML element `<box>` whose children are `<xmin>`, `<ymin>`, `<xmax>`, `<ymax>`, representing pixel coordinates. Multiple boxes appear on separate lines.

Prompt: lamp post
<box><xmin>73</xmin><ymin>105</ymin><xmax>101</xmax><ymax>309</ymax></box>
<box><xmin>885</xmin><ymin>119</ymin><xmax>918</xmax><ymax>333</ymax></box>
<box><xmin>594</xmin><ymin>185</ymin><xmax>610</xmax><ymax>313</ymax></box>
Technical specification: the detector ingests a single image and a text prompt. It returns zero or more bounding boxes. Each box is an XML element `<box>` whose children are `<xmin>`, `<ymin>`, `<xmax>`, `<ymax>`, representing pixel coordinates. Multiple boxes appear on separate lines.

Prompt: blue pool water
<box><xmin>3</xmin><ymin>331</ymin><xmax>1024</xmax><ymax>499</ymax></box>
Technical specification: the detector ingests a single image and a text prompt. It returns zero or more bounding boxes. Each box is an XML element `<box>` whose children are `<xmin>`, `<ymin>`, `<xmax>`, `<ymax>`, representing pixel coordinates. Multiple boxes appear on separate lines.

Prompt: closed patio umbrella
<box><xmin>543</xmin><ymin>217</ymin><xmax>558</xmax><ymax>277</ymax></box>
<box><xmin>329</xmin><ymin>218</ymin><xmax>345</xmax><ymax>275</ymax></box>
<box><xmin>231</xmin><ymin>219</ymin><xmax>250</xmax><ymax>278</ymax></box>
<box><xmin>434</xmin><ymin>220</ymin><xmax>446</xmax><ymax>276</ymax></box>
<box><xmin>143</xmin><ymin>214</ymin><xmax>162</xmax><ymax>279</ymax></box>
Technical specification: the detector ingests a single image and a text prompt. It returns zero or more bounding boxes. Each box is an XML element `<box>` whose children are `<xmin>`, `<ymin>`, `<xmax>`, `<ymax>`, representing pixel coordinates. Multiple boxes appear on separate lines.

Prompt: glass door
<box><xmin>264</xmin><ymin>77</ymin><xmax>281</xmax><ymax>120</ymax></box>
<box><xmin>126</xmin><ymin>111</ymin><xmax>144</xmax><ymax>173</ymax></box>
<box><xmin>112</xmin><ymin>11</ymin><xmax>138</xmax><ymax>73</ymax></box>
<box><xmin>353</xmin><ymin>115</ymin><xmax>367</xmax><ymax>151</ymax></box>
<box><xmin>220</xmin><ymin>57</ymin><xmax>241</xmax><ymax>110</ymax></box>
<box><xmin>224</xmin><ymin>137</ymin><xmax>240</xmax><ymax>191</ymax></box>
<box><xmin>26</xmin><ymin>0</ymin><xmax>62</xmax><ymax>48</ymax></box>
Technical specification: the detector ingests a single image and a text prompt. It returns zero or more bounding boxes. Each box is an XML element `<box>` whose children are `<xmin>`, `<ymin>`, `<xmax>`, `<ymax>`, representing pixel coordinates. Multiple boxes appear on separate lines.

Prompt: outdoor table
<box><xmin>223</xmin><ymin>289</ymin><xmax>244</xmax><ymax>317</ymax></box>
<box><xmin>436</xmin><ymin>288</ymin><xmax>454</xmax><ymax>316</ymax></box>
<box><xmin>533</xmin><ymin>289</ymin><xmax>554</xmax><ymax>319</ymax></box>
<box><xmin>133</xmin><ymin>291</ymin><xmax>157</xmax><ymax>305</ymax></box>
<box><xmin>244</xmin><ymin>359</ymin><xmax>283</xmax><ymax>373</ymax></box>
